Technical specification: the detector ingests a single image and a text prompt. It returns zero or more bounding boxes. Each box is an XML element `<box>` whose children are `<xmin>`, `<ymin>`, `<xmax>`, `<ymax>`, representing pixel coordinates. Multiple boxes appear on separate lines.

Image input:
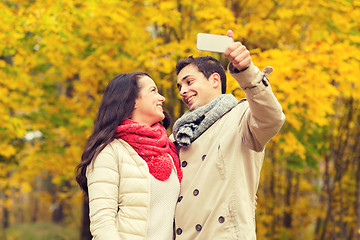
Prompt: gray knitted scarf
<box><xmin>172</xmin><ymin>94</ymin><xmax>238</xmax><ymax>147</ymax></box>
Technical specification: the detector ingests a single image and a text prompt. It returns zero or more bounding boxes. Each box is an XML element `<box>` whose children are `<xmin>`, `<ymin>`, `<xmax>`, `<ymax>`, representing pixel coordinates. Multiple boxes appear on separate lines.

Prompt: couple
<box><xmin>76</xmin><ymin>30</ymin><xmax>285</xmax><ymax>240</ymax></box>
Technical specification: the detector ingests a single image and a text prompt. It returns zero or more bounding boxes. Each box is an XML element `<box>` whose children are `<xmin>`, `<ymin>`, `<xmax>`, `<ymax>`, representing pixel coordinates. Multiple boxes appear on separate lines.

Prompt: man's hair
<box><xmin>176</xmin><ymin>56</ymin><xmax>227</xmax><ymax>94</ymax></box>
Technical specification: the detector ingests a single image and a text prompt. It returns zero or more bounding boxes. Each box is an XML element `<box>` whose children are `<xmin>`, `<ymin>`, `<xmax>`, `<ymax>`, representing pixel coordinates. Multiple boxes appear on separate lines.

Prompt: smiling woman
<box><xmin>75</xmin><ymin>72</ymin><xmax>182</xmax><ymax>240</ymax></box>
<box><xmin>130</xmin><ymin>76</ymin><xmax>166</xmax><ymax>126</ymax></box>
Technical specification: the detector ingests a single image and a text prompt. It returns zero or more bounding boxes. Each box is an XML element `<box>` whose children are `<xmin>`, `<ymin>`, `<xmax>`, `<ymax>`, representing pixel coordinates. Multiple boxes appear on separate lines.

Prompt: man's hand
<box><xmin>255</xmin><ymin>195</ymin><xmax>258</xmax><ymax>210</ymax></box>
<box><xmin>224</xmin><ymin>30</ymin><xmax>251</xmax><ymax>71</ymax></box>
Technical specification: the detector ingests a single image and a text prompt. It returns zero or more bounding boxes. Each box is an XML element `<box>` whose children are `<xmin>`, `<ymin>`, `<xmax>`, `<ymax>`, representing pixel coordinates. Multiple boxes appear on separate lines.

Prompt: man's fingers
<box><xmin>226</xmin><ymin>43</ymin><xmax>247</xmax><ymax>60</ymax></box>
<box><xmin>232</xmin><ymin>49</ymin><xmax>250</xmax><ymax>64</ymax></box>
<box><xmin>225</xmin><ymin>43</ymin><xmax>250</xmax><ymax>65</ymax></box>
<box><xmin>224</xmin><ymin>42</ymin><xmax>242</xmax><ymax>58</ymax></box>
<box><xmin>233</xmin><ymin>56</ymin><xmax>251</xmax><ymax>70</ymax></box>
<box><xmin>255</xmin><ymin>195</ymin><xmax>258</xmax><ymax>210</ymax></box>
<box><xmin>224</xmin><ymin>37</ymin><xmax>251</xmax><ymax>71</ymax></box>
<box><xmin>226</xmin><ymin>29</ymin><xmax>234</xmax><ymax>40</ymax></box>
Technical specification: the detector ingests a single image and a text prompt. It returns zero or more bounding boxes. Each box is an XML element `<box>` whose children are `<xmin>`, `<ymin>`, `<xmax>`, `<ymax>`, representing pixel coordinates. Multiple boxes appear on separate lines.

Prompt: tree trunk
<box><xmin>2</xmin><ymin>203</ymin><xmax>9</xmax><ymax>229</ymax></box>
<box><xmin>319</xmin><ymin>155</ymin><xmax>332</xmax><ymax>240</ymax></box>
<box><xmin>1</xmin><ymin>191</ymin><xmax>10</xmax><ymax>229</ymax></box>
<box><xmin>356</xmin><ymin>142</ymin><xmax>360</xmax><ymax>240</ymax></box>
<box><xmin>52</xmin><ymin>202</ymin><xmax>64</xmax><ymax>223</ymax></box>
<box><xmin>283</xmin><ymin>169</ymin><xmax>293</xmax><ymax>228</ymax></box>
<box><xmin>31</xmin><ymin>199</ymin><xmax>38</xmax><ymax>222</ymax></box>
<box><xmin>269</xmin><ymin>145</ymin><xmax>277</xmax><ymax>235</ymax></box>
<box><xmin>338</xmin><ymin>179</ymin><xmax>345</xmax><ymax>240</ymax></box>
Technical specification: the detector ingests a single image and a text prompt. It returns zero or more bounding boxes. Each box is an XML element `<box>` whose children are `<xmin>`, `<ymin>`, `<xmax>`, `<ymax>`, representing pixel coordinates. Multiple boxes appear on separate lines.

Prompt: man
<box><xmin>171</xmin><ymin>30</ymin><xmax>285</xmax><ymax>239</ymax></box>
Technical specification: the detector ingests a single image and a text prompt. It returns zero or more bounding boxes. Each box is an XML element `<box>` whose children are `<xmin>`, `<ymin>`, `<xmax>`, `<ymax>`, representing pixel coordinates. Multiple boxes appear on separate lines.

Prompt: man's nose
<box><xmin>180</xmin><ymin>86</ymin><xmax>188</xmax><ymax>96</ymax></box>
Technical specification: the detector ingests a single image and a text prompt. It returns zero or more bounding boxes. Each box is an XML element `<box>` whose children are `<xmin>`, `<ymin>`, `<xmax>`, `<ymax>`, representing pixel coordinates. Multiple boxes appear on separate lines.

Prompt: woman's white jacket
<box><xmin>86</xmin><ymin>138</ymin><xmax>150</xmax><ymax>240</ymax></box>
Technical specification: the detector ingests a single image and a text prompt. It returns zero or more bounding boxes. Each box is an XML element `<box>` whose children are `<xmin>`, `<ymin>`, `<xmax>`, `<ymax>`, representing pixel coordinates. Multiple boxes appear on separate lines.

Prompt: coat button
<box><xmin>195</xmin><ymin>224</ymin><xmax>202</xmax><ymax>231</ymax></box>
<box><xmin>181</xmin><ymin>161</ymin><xmax>187</xmax><ymax>167</ymax></box>
<box><xmin>178</xmin><ymin>196</ymin><xmax>183</xmax><ymax>202</ymax></box>
<box><xmin>201</xmin><ymin>155</ymin><xmax>206</xmax><ymax>161</ymax></box>
<box><xmin>176</xmin><ymin>228</ymin><xmax>182</xmax><ymax>235</ymax></box>
<box><xmin>193</xmin><ymin>189</ymin><xmax>199</xmax><ymax>196</ymax></box>
<box><xmin>218</xmin><ymin>216</ymin><xmax>225</xmax><ymax>223</ymax></box>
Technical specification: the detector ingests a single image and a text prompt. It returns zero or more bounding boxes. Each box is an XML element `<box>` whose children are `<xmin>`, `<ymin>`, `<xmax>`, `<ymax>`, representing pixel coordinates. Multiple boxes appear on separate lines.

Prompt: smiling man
<box><xmin>171</xmin><ymin>30</ymin><xmax>286</xmax><ymax>240</ymax></box>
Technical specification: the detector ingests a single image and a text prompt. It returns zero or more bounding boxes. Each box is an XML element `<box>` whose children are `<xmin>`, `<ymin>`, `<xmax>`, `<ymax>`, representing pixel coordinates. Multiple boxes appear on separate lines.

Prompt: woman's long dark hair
<box><xmin>75</xmin><ymin>72</ymin><xmax>170</xmax><ymax>194</ymax></box>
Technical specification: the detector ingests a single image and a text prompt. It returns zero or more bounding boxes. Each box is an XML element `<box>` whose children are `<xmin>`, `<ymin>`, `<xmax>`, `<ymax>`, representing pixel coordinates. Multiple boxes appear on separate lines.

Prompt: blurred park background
<box><xmin>1</xmin><ymin>0</ymin><xmax>360</xmax><ymax>239</ymax></box>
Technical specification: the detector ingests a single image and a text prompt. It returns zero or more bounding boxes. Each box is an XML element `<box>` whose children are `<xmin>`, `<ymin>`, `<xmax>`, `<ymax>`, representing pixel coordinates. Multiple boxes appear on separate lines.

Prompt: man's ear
<box><xmin>210</xmin><ymin>73</ymin><xmax>221</xmax><ymax>90</ymax></box>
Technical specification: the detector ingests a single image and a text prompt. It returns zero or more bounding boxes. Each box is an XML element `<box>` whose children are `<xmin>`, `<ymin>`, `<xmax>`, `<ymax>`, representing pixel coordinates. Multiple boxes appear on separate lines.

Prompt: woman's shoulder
<box><xmin>104</xmin><ymin>139</ymin><xmax>143</xmax><ymax>165</ymax></box>
<box><xmin>107</xmin><ymin>138</ymin><xmax>137</xmax><ymax>155</ymax></box>
<box><xmin>95</xmin><ymin>139</ymin><xmax>131</xmax><ymax>161</ymax></box>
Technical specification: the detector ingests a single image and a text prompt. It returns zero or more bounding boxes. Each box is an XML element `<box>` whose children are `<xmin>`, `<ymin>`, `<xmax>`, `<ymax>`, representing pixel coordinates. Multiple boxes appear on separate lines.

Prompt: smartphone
<box><xmin>196</xmin><ymin>33</ymin><xmax>233</xmax><ymax>53</ymax></box>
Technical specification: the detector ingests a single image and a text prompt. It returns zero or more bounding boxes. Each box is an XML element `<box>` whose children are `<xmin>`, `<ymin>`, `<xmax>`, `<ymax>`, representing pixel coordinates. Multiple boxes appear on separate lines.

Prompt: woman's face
<box><xmin>130</xmin><ymin>76</ymin><xmax>166</xmax><ymax>126</ymax></box>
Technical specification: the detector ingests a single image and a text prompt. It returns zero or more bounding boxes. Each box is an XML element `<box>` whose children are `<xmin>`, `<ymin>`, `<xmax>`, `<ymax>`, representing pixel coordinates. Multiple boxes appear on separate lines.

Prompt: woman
<box><xmin>76</xmin><ymin>72</ymin><xmax>182</xmax><ymax>240</ymax></box>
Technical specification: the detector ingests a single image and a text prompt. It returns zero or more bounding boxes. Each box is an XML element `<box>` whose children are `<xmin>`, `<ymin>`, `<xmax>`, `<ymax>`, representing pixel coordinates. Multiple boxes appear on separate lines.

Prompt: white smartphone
<box><xmin>196</xmin><ymin>33</ymin><xmax>233</xmax><ymax>53</ymax></box>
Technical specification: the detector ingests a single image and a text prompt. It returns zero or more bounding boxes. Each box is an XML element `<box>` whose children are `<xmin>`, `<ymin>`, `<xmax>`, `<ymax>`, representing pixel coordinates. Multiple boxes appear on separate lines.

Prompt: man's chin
<box><xmin>185</xmin><ymin>99</ymin><xmax>195</xmax><ymax>111</ymax></box>
<box><xmin>188</xmin><ymin>104</ymin><xmax>198</xmax><ymax>111</ymax></box>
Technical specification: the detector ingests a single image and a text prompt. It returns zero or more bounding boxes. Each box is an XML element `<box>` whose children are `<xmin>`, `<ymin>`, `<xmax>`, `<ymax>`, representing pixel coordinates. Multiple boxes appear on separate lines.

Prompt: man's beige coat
<box><xmin>174</xmin><ymin>63</ymin><xmax>285</xmax><ymax>240</ymax></box>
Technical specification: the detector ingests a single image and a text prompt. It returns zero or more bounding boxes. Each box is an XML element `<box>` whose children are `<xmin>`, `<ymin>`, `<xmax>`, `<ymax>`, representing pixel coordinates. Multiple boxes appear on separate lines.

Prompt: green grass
<box><xmin>2</xmin><ymin>222</ymin><xmax>79</xmax><ymax>240</ymax></box>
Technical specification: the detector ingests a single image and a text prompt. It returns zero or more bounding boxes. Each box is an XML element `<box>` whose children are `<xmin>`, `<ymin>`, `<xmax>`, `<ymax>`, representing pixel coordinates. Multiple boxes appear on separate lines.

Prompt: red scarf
<box><xmin>116</xmin><ymin>119</ymin><xmax>182</xmax><ymax>182</ymax></box>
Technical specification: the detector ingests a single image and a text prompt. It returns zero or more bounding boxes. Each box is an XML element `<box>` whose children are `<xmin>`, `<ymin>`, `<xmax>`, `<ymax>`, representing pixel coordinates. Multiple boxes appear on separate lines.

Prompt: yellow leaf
<box><xmin>0</xmin><ymin>143</ymin><xmax>16</xmax><ymax>158</ymax></box>
<box><xmin>21</xmin><ymin>182</ymin><xmax>32</xmax><ymax>193</ymax></box>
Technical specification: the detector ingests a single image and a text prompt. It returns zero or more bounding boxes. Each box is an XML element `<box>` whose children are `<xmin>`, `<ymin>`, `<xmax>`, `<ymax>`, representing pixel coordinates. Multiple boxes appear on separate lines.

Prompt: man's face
<box><xmin>176</xmin><ymin>64</ymin><xmax>218</xmax><ymax>111</ymax></box>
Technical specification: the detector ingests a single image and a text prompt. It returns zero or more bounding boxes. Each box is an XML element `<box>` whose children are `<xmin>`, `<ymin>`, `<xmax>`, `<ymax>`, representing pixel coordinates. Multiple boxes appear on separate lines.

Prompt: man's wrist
<box><xmin>229</xmin><ymin>63</ymin><xmax>249</xmax><ymax>73</ymax></box>
<box><xmin>228</xmin><ymin>62</ymin><xmax>263</xmax><ymax>89</ymax></box>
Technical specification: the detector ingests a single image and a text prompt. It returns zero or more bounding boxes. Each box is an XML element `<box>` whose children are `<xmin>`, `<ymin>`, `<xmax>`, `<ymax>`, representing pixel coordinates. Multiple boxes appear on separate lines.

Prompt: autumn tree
<box><xmin>1</xmin><ymin>0</ymin><xmax>359</xmax><ymax>239</ymax></box>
